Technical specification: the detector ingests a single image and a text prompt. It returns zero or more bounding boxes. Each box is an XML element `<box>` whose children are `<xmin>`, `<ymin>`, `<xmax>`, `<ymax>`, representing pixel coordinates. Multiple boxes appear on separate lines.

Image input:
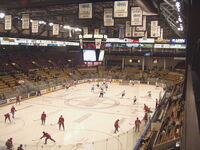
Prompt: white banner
<box><xmin>160</xmin><ymin>28</ymin><xmax>163</xmax><ymax>40</ymax></box>
<box><xmin>94</xmin><ymin>29</ymin><xmax>99</xmax><ymax>35</ymax></box>
<box><xmin>136</xmin><ymin>16</ymin><xmax>146</xmax><ymax>31</ymax></box>
<box><xmin>132</xmin><ymin>27</ymin><xmax>145</xmax><ymax>37</ymax></box>
<box><xmin>151</xmin><ymin>21</ymin><xmax>158</xmax><ymax>37</ymax></box>
<box><xmin>80</xmin><ymin>38</ymin><xmax>83</xmax><ymax>49</ymax></box>
<box><xmin>5</xmin><ymin>15</ymin><xmax>12</xmax><ymax>30</ymax></box>
<box><xmin>95</xmin><ymin>39</ymin><xmax>102</xmax><ymax>49</ymax></box>
<box><xmin>125</xmin><ymin>21</ymin><xmax>132</xmax><ymax>37</ymax></box>
<box><xmin>131</xmin><ymin>7</ymin><xmax>143</xmax><ymax>26</ymax></box>
<box><xmin>83</xmin><ymin>27</ymin><xmax>88</xmax><ymax>35</ymax></box>
<box><xmin>22</xmin><ymin>14</ymin><xmax>29</xmax><ymax>29</ymax></box>
<box><xmin>157</xmin><ymin>26</ymin><xmax>161</xmax><ymax>38</ymax></box>
<box><xmin>114</xmin><ymin>1</ymin><xmax>128</xmax><ymax>18</ymax></box>
<box><xmin>53</xmin><ymin>24</ymin><xmax>59</xmax><ymax>35</ymax></box>
<box><xmin>79</xmin><ymin>3</ymin><xmax>92</xmax><ymax>19</ymax></box>
<box><xmin>104</xmin><ymin>8</ymin><xmax>114</xmax><ymax>26</ymax></box>
<box><xmin>32</xmin><ymin>20</ymin><xmax>39</xmax><ymax>33</ymax></box>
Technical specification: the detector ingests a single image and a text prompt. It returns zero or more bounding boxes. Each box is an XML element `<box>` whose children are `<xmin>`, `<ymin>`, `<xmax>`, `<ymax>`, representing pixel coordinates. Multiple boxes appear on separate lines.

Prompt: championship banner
<box><xmin>79</xmin><ymin>3</ymin><xmax>92</xmax><ymax>19</ymax></box>
<box><xmin>136</xmin><ymin>16</ymin><xmax>146</xmax><ymax>31</ymax></box>
<box><xmin>94</xmin><ymin>29</ymin><xmax>99</xmax><ymax>35</ymax></box>
<box><xmin>132</xmin><ymin>27</ymin><xmax>145</xmax><ymax>37</ymax></box>
<box><xmin>119</xmin><ymin>25</ymin><xmax>125</xmax><ymax>39</ymax></box>
<box><xmin>157</xmin><ymin>26</ymin><xmax>161</xmax><ymax>37</ymax></box>
<box><xmin>125</xmin><ymin>21</ymin><xmax>132</xmax><ymax>37</ymax></box>
<box><xmin>131</xmin><ymin>7</ymin><xmax>143</xmax><ymax>26</ymax></box>
<box><xmin>114</xmin><ymin>1</ymin><xmax>128</xmax><ymax>18</ymax></box>
<box><xmin>83</xmin><ymin>27</ymin><xmax>88</xmax><ymax>35</ymax></box>
<box><xmin>160</xmin><ymin>28</ymin><xmax>163</xmax><ymax>40</ymax></box>
<box><xmin>104</xmin><ymin>8</ymin><xmax>114</xmax><ymax>26</ymax></box>
<box><xmin>95</xmin><ymin>39</ymin><xmax>102</xmax><ymax>49</ymax></box>
<box><xmin>151</xmin><ymin>21</ymin><xmax>158</xmax><ymax>37</ymax></box>
<box><xmin>22</xmin><ymin>14</ymin><xmax>29</xmax><ymax>29</ymax></box>
<box><xmin>32</xmin><ymin>20</ymin><xmax>39</xmax><ymax>33</ymax></box>
<box><xmin>5</xmin><ymin>15</ymin><xmax>12</xmax><ymax>30</ymax></box>
<box><xmin>80</xmin><ymin>38</ymin><xmax>83</xmax><ymax>49</ymax></box>
<box><xmin>53</xmin><ymin>24</ymin><xmax>59</xmax><ymax>35</ymax></box>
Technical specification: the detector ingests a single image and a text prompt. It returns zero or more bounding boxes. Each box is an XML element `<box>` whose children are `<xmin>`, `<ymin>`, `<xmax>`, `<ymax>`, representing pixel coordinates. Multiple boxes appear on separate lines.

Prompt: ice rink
<box><xmin>0</xmin><ymin>82</ymin><xmax>163</xmax><ymax>149</ymax></box>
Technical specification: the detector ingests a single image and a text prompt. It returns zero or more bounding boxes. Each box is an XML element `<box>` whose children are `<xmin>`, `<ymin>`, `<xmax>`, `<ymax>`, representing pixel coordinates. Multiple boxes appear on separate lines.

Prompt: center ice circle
<box><xmin>64</xmin><ymin>96</ymin><xmax>120</xmax><ymax>109</ymax></box>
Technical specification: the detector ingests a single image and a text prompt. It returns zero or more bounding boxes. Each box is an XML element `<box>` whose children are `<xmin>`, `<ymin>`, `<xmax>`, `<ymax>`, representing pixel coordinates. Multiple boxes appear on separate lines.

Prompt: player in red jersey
<box><xmin>40</xmin><ymin>131</ymin><xmax>56</xmax><ymax>144</ymax></box>
<box><xmin>114</xmin><ymin>119</ymin><xmax>120</xmax><ymax>133</ymax></box>
<box><xmin>135</xmin><ymin>117</ymin><xmax>141</xmax><ymax>132</ymax></box>
<box><xmin>144</xmin><ymin>104</ymin><xmax>150</xmax><ymax>112</ymax></box>
<box><xmin>17</xmin><ymin>144</ymin><xmax>24</xmax><ymax>150</ymax></box>
<box><xmin>41</xmin><ymin>112</ymin><xmax>47</xmax><ymax>125</ymax></box>
<box><xmin>5</xmin><ymin>138</ymin><xmax>13</xmax><ymax>150</ymax></box>
<box><xmin>58</xmin><ymin>115</ymin><xmax>65</xmax><ymax>130</ymax></box>
<box><xmin>16</xmin><ymin>96</ymin><xmax>21</xmax><ymax>104</ymax></box>
<box><xmin>11</xmin><ymin>106</ymin><xmax>16</xmax><ymax>118</ymax></box>
<box><xmin>4</xmin><ymin>113</ymin><xmax>11</xmax><ymax>123</ymax></box>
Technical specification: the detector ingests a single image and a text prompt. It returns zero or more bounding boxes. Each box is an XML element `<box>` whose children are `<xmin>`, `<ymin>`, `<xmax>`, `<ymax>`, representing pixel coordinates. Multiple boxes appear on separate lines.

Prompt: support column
<box><xmin>164</xmin><ymin>57</ymin><xmax>166</xmax><ymax>70</ymax></box>
<box><xmin>122</xmin><ymin>57</ymin><xmax>125</xmax><ymax>70</ymax></box>
<box><xmin>142</xmin><ymin>57</ymin><xmax>145</xmax><ymax>71</ymax></box>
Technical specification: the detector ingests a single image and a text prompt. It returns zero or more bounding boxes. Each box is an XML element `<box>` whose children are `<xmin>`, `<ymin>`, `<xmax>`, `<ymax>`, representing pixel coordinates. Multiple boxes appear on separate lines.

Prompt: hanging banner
<box><xmin>32</xmin><ymin>20</ymin><xmax>39</xmax><ymax>33</ymax></box>
<box><xmin>160</xmin><ymin>28</ymin><xmax>163</xmax><ymax>40</ymax></box>
<box><xmin>53</xmin><ymin>24</ymin><xmax>59</xmax><ymax>35</ymax></box>
<box><xmin>119</xmin><ymin>25</ymin><xmax>125</xmax><ymax>39</ymax></box>
<box><xmin>125</xmin><ymin>21</ymin><xmax>132</xmax><ymax>37</ymax></box>
<box><xmin>80</xmin><ymin>39</ymin><xmax>83</xmax><ymax>49</ymax></box>
<box><xmin>132</xmin><ymin>27</ymin><xmax>145</xmax><ymax>37</ymax></box>
<box><xmin>151</xmin><ymin>21</ymin><xmax>158</xmax><ymax>37</ymax></box>
<box><xmin>69</xmin><ymin>29</ymin><xmax>72</xmax><ymax>37</ymax></box>
<box><xmin>95</xmin><ymin>39</ymin><xmax>102</xmax><ymax>49</ymax></box>
<box><xmin>136</xmin><ymin>16</ymin><xmax>146</xmax><ymax>31</ymax></box>
<box><xmin>104</xmin><ymin>8</ymin><xmax>114</xmax><ymax>26</ymax></box>
<box><xmin>5</xmin><ymin>15</ymin><xmax>12</xmax><ymax>30</ymax></box>
<box><xmin>114</xmin><ymin>1</ymin><xmax>128</xmax><ymax>18</ymax></box>
<box><xmin>157</xmin><ymin>26</ymin><xmax>161</xmax><ymax>38</ymax></box>
<box><xmin>83</xmin><ymin>27</ymin><xmax>88</xmax><ymax>35</ymax></box>
<box><xmin>22</xmin><ymin>14</ymin><xmax>29</xmax><ymax>29</ymax></box>
<box><xmin>131</xmin><ymin>7</ymin><xmax>143</xmax><ymax>26</ymax></box>
<box><xmin>94</xmin><ymin>29</ymin><xmax>99</xmax><ymax>35</ymax></box>
<box><xmin>79</xmin><ymin>3</ymin><xmax>92</xmax><ymax>19</ymax></box>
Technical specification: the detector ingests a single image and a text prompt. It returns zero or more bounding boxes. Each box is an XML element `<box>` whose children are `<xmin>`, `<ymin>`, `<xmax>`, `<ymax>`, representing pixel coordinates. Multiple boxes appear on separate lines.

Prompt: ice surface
<box><xmin>0</xmin><ymin>82</ymin><xmax>163</xmax><ymax>149</ymax></box>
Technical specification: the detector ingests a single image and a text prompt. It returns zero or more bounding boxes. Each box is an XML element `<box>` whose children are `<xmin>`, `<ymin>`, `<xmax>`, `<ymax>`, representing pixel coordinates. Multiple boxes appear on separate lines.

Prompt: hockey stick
<box><xmin>32</xmin><ymin>139</ymin><xmax>41</xmax><ymax>141</ymax></box>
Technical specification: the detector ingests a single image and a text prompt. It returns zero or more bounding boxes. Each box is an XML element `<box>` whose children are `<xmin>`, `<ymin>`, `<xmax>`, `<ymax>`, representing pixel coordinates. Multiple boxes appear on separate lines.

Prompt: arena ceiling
<box><xmin>0</xmin><ymin>0</ymin><xmax>184</xmax><ymax>41</ymax></box>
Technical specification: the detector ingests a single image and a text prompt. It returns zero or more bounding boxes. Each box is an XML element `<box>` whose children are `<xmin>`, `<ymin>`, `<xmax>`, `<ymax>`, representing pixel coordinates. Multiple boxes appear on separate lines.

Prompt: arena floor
<box><xmin>0</xmin><ymin>82</ymin><xmax>163</xmax><ymax>149</ymax></box>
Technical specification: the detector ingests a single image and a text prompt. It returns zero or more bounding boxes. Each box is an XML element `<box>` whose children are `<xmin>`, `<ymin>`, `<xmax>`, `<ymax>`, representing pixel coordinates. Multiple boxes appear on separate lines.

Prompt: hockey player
<box><xmin>40</xmin><ymin>131</ymin><xmax>56</xmax><ymax>144</ymax></box>
<box><xmin>135</xmin><ymin>117</ymin><xmax>141</xmax><ymax>132</ymax></box>
<box><xmin>16</xmin><ymin>96</ymin><xmax>21</xmax><ymax>104</ymax></box>
<box><xmin>114</xmin><ymin>119</ymin><xmax>120</xmax><ymax>133</ymax></box>
<box><xmin>133</xmin><ymin>96</ymin><xmax>137</xmax><ymax>104</ymax></box>
<box><xmin>105</xmin><ymin>84</ymin><xmax>108</xmax><ymax>91</ymax></box>
<box><xmin>144</xmin><ymin>104</ymin><xmax>149</xmax><ymax>112</ymax></box>
<box><xmin>143</xmin><ymin>113</ymin><xmax>148</xmax><ymax>125</ymax></box>
<box><xmin>5</xmin><ymin>138</ymin><xmax>13</xmax><ymax>150</ymax></box>
<box><xmin>41</xmin><ymin>112</ymin><xmax>47</xmax><ymax>125</ymax></box>
<box><xmin>11</xmin><ymin>106</ymin><xmax>16</xmax><ymax>118</ymax></box>
<box><xmin>148</xmin><ymin>91</ymin><xmax>151</xmax><ymax>97</ymax></box>
<box><xmin>58</xmin><ymin>115</ymin><xmax>65</xmax><ymax>130</ymax></box>
<box><xmin>91</xmin><ymin>85</ymin><xmax>94</xmax><ymax>93</ymax></box>
<box><xmin>17</xmin><ymin>144</ymin><xmax>24</xmax><ymax>150</ymax></box>
<box><xmin>121</xmin><ymin>90</ymin><xmax>125</xmax><ymax>98</ymax></box>
<box><xmin>99</xmin><ymin>89</ymin><xmax>104</xmax><ymax>98</ymax></box>
<box><xmin>4</xmin><ymin>113</ymin><xmax>11</xmax><ymax>123</ymax></box>
<box><xmin>96</xmin><ymin>83</ymin><xmax>99</xmax><ymax>88</ymax></box>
